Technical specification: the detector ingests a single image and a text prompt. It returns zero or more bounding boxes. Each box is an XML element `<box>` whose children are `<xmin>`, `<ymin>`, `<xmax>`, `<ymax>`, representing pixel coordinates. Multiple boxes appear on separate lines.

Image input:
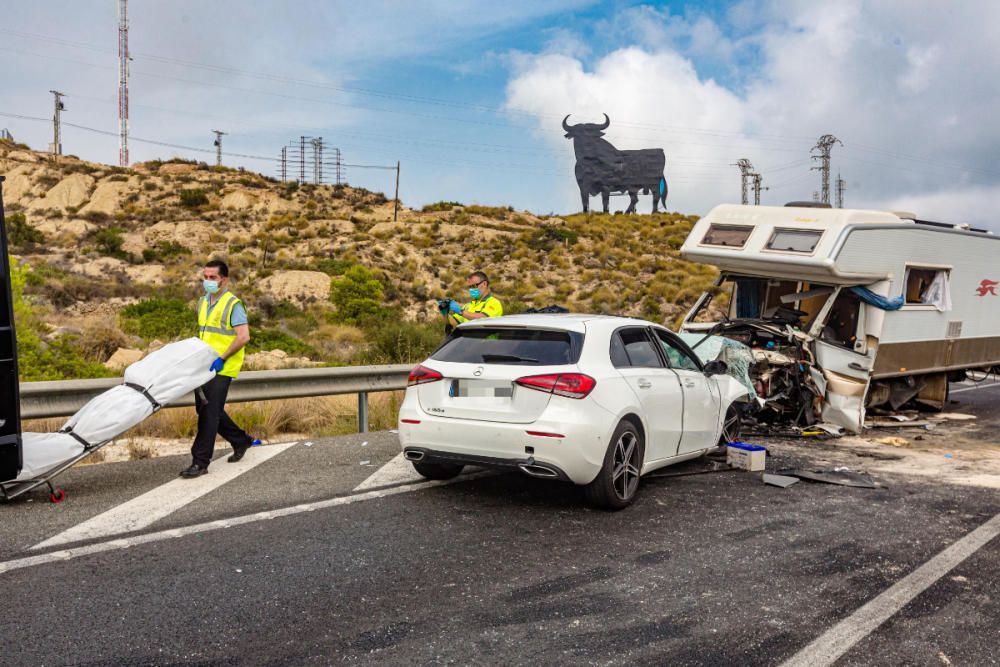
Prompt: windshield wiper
<box><xmin>481</xmin><ymin>353</ymin><xmax>539</xmax><ymax>363</ymax></box>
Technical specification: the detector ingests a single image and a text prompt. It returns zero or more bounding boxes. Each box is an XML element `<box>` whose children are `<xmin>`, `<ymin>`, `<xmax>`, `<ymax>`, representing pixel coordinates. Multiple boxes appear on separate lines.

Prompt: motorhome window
<box><xmin>821</xmin><ymin>290</ymin><xmax>861</xmax><ymax>350</ymax></box>
<box><xmin>703</xmin><ymin>224</ymin><xmax>753</xmax><ymax>248</ymax></box>
<box><xmin>904</xmin><ymin>267</ymin><xmax>950</xmax><ymax>307</ymax></box>
<box><xmin>766</xmin><ymin>229</ymin><xmax>822</xmax><ymax>253</ymax></box>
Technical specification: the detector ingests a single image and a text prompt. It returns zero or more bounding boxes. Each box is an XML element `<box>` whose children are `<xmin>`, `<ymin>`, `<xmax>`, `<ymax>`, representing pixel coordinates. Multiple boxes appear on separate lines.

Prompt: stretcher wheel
<box><xmin>50</xmin><ymin>489</ymin><xmax>65</xmax><ymax>503</ymax></box>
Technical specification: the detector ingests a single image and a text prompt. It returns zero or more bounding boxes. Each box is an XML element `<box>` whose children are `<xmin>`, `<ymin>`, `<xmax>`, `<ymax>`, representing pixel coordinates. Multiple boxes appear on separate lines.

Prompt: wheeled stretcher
<box><xmin>1</xmin><ymin>338</ymin><xmax>217</xmax><ymax>502</ymax></box>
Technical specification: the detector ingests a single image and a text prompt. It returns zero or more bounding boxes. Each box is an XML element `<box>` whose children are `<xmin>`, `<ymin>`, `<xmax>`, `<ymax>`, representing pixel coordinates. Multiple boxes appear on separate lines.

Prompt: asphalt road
<box><xmin>1</xmin><ymin>383</ymin><xmax>999</xmax><ymax>666</ymax></box>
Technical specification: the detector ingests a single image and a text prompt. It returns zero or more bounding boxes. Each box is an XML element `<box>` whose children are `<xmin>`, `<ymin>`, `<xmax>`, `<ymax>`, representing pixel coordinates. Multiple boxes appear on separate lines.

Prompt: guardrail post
<box><xmin>358</xmin><ymin>391</ymin><xmax>369</xmax><ymax>433</ymax></box>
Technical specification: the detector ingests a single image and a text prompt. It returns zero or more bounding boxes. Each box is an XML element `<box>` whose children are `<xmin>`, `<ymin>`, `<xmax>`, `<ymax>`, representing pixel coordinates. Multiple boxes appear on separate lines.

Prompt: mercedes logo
<box><xmin>473</xmin><ymin>367</ymin><xmax>484</xmax><ymax>377</ymax></box>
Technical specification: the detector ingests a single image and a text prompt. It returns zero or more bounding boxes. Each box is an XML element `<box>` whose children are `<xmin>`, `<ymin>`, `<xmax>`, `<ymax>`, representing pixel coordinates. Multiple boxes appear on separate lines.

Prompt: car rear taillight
<box><xmin>408</xmin><ymin>364</ymin><xmax>443</xmax><ymax>386</ymax></box>
<box><xmin>514</xmin><ymin>373</ymin><xmax>596</xmax><ymax>399</ymax></box>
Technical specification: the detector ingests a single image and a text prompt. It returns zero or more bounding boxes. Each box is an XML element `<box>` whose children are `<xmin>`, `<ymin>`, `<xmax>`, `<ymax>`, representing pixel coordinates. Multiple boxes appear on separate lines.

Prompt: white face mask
<box><xmin>203</xmin><ymin>279</ymin><xmax>220</xmax><ymax>294</ymax></box>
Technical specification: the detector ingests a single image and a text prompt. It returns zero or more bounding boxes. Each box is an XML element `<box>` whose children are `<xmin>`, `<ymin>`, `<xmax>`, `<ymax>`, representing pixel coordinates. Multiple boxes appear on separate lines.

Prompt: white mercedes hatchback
<box><xmin>397</xmin><ymin>314</ymin><xmax>752</xmax><ymax>509</ymax></box>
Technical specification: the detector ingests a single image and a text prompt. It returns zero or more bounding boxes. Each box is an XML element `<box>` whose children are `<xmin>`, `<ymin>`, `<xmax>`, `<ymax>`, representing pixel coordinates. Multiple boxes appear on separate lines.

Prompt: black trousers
<box><xmin>191</xmin><ymin>374</ymin><xmax>252</xmax><ymax>468</ymax></box>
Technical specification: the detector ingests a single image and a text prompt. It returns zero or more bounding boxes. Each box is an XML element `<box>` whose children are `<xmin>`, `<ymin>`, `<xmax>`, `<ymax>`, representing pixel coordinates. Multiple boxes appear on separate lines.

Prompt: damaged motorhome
<box><xmin>680</xmin><ymin>203</ymin><xmax>1000</xmax><ymax>433</ymax></box>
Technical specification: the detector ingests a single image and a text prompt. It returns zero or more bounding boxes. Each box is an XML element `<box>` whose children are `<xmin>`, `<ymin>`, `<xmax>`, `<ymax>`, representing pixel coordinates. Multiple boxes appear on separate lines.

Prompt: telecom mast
<box><xmin>118</xmin><ymin>0</ymin><xmax>129</xmax><ymax>166</ymax></box>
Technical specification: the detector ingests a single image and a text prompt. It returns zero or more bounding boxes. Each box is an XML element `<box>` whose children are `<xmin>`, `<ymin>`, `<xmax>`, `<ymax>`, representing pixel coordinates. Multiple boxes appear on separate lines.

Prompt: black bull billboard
<box><xmin>563</xmin><ymin>114</ymin><xmax>668</xmax><ymax>214</ymax></box>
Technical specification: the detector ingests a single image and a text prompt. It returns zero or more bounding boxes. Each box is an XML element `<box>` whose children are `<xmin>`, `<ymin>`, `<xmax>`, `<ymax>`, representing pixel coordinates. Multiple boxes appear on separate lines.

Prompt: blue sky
<box><xmin>2</xmin><ymin>1</ymin><xmax>1000</xmax><ymax>226</ymax></box>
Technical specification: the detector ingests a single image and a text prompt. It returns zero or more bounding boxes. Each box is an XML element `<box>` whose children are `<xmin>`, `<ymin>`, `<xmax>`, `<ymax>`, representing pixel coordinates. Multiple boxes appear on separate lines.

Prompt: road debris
<box><xmin>779</xmin><ymin>467</ymin><xmax>878</xmax><ymax>488</ymax></box>
<box><xmin>763</xmin><ymin>473</ymin><xmax>799</xmax><ymax>488</ymax></box>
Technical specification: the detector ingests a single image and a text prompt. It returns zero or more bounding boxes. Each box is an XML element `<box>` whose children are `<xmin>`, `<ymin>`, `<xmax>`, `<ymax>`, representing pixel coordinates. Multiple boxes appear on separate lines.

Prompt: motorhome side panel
<box><xmin>835</xmin><ymin>226</ymin><xmax>1000</xmax><ymax>377</ymax></box>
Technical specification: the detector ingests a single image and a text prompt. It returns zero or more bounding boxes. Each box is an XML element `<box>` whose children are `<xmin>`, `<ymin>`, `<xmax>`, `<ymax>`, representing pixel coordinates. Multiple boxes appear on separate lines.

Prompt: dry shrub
<box><xmin>131</xmin><ymin>407</ymin><xmax>199</xmax><ymax>439</ymax></box>
<box><xmin>79</xmin><ymin>319</ymin><xmax>131</xmax><ymax>363</ymax></box>
<box><xmin>126</xmin><ymin>438</ymin><xmax>156</xmax><ymax>460</ymax></box>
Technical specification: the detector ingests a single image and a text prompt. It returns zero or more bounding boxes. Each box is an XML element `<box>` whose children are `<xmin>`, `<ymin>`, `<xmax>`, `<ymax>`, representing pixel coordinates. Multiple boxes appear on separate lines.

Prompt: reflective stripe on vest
<box><xmin>198</xmin><ymin>291</ymin><xmax>245</xmax><ymax>378</ymax></box>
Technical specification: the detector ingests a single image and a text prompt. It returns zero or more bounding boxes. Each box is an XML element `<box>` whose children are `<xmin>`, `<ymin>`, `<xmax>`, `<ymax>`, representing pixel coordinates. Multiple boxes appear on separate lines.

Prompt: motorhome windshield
<box><xmin>688</xmin><ymin>275</ymin><xmax>834</xmax><ymax>329</ymax></box>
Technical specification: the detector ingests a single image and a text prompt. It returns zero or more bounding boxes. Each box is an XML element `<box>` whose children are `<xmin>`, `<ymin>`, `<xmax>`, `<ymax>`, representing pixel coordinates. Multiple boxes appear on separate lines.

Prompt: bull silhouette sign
<box><xmin>563</xmin><ymin>114</ymin><xmax>668</xmax><ymax>214</ymax></box>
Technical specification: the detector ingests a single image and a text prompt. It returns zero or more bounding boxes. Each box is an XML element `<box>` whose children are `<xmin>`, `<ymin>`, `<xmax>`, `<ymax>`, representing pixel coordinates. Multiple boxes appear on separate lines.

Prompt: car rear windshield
<box><xmin>431</xmin><ymin>327</ymin><xmax>583</xmax><ymax>365</ymax></box>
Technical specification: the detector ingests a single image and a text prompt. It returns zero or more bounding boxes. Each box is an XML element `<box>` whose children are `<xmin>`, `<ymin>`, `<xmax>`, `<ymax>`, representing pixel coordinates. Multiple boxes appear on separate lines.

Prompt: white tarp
<box><xmin>14</xmin><ymin>338</ymin><xmax>217</xmax><ymax>483</ymax></box>
<box><xmin>124</xmin><ymin>338</ymin><xmax>217</xmax><ymax>405</ymax></box>
<box><xmin>921</xmin><ymin>271</ymin><xmax>952</xmax><ymax>312</ymax></box>
<box><xmin>18</xmin><ymin>432</ymin><xmax>84</xmax><ymax>480</ymax></box>
<box><xmin>61</xmin><ymin>385</ymin><xmax>156</xmax><ymax>446</ymax></box>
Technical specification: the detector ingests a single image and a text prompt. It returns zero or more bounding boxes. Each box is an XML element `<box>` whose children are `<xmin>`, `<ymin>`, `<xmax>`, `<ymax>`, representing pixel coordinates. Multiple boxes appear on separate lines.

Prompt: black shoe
<box><xmin>180</xmin><ymin>464</ymin><xmax>208</xmax><ymax>478</ymax></box>
<box><xmin>227</xmin><ymin>441</ymin><xmax>252</xmax><ymax>462</ymax></box>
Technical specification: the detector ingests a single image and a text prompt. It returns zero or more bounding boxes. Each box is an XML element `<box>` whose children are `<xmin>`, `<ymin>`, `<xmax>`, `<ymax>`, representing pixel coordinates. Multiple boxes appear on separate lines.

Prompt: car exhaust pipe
<box><xmin>404</xmin><ymin>450</ymin><xmax>425</xmax><ymax>462</ymax></box>
<box><xmin>518</xmin><ymin>463</ymin><xmax>559</xmax><ymax>478</ymax></box>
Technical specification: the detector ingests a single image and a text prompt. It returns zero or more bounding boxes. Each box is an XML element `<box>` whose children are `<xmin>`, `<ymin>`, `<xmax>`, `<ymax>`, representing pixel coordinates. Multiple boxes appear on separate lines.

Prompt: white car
<box><xmin>397</xmin><ymin>314</ymin><xmax>751</xmax><ymax>509</ymax></box>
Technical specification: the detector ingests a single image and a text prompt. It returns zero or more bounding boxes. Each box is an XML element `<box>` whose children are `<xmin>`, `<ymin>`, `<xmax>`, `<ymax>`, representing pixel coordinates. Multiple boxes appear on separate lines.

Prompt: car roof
<box><xmin>458</xmin><ymin>313</ymin><xmax>659</xmax><ymax>333</ymax></box>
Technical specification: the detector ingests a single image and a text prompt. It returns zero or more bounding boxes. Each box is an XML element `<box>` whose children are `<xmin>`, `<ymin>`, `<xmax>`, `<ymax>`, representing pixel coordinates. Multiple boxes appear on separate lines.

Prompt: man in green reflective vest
<box><xmin>440</xmin><ymin>270</ymin><xmax>504</xmax><ymax>333</ymax></box>
<box><xmin>181</xmin><ymin>259</ymin><xmax>255</xmax><ymax>478</ymax></box>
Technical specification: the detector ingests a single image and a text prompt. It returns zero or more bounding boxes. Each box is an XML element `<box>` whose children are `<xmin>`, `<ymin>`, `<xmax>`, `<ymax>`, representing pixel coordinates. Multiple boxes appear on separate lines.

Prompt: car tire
<box><xmin>584</xmin><ymin>420</ymin><xmax>644</xmax><ymax>511</ymax></box>
<box><xmin>719</xmin><ymin>403</ymin><xmax>743</xmax><ymax>446</ymax></box>
<box><xmin>412</xmin><ymin>460</ymin><xmax>464</xmax><ymax>480</ymax></box>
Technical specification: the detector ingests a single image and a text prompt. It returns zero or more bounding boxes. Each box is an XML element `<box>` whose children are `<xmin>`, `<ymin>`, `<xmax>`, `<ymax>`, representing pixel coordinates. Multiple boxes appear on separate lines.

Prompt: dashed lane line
<box><xmin>950</xmin><ymin>382</ymin><xmax>1000</xmax><ymax>394</ymax></box>
<box><xmin>32</xmin><ymin>442</ymin><xmax>298</xmax><ymax>550</ymax></box>
<box><xmin>781</xmin><ymin>511</ymin><xmax>1000</xmax><ymax>667</ymax></box>
<box><xmin>0</xmin><ymin>472</ymin><xmax>490</xmax><ymax>577</ymax></box>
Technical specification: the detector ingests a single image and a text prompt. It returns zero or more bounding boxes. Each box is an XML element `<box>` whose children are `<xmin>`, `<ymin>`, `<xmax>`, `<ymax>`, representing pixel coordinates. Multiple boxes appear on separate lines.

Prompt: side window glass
<box><xmin>613</xmin><ymin>328</ymin><xmax>663</xmax><ymax>368</ymax></box>
<box><xmin>654</xmin><ymin>330</ymin><xmax>701</xmax><ymax>371</ymax></box>
<box><xmin>610</xmin><ymin>333</ymin><xmax>630</xmax><ymax>368</ymax></box>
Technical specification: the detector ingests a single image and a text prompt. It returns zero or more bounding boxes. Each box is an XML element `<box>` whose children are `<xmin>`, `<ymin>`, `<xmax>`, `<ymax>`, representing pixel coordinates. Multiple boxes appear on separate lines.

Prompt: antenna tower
<box><xmin>733</xmin><ymin>159</ymin><xmax>754</xmax><ymax>205</ymax></box>
<box><xmin>835</xmin><ymin>172</ymin><xmax>846</xmax><ymax>208</ymax></box>
<box><xmin>751</xmin><ymin>172</ymin><xmax>767</xmax><ymax>206</ymax></box>
<box><xmin>212</xmin><ymin>130</ymin><xmax>226</xmax><ymax>166</ymax></box>
<box><xmin>810</xmin><ymin>134</ymin><xmax>842</xmax><ymax>204</ymax></box>
<box><xmin>117</xmin><ymin>0</ymin><xmax>129</xmax><ymax>166</ymax></box>
<box><xmin>49</xmin><ymin>90</ymin><xmax>65</xmax><ymax>156</ymax></box>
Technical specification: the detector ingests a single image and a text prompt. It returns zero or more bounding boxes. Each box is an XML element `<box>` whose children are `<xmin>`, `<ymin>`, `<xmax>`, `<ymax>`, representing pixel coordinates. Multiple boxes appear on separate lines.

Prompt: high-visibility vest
<box><xmin>450</xmin><ymin>294</ymin><xmax>503</xmax><ymax>325</ymax></box>
<box><xmin>197</xmin><ymin>290</ymin><xmax>245</xmax><ymax>378</ymax></box>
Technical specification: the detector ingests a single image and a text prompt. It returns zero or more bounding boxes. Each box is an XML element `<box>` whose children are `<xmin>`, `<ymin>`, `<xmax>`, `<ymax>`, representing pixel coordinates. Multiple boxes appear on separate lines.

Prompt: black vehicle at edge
<box><xmin>0</xmin><ymin>175</ymin><xmax>23</xmax><ymax>483</ymax></box>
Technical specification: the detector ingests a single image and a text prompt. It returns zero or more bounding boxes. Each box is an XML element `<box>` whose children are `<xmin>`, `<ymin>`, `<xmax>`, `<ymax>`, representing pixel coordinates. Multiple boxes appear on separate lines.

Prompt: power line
<box><xmin>117</xmin><ymin>0</ymin><xmax>129</xmax><ymax>166</ymax></box>
<box><xmin>48</xmin><ymin>90</ymin><xmax>65</xmax><ymax>156</ymax></box>
<box><xmin>811</xmin><ymin>134</ymin><xmax>842</xmax><ymax>205</ymax></box>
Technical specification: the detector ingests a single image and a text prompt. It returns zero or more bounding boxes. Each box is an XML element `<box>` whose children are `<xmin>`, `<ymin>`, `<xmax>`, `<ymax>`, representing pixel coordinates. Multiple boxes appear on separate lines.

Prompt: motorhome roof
<box><xmin>679</xmin><ymin>203</ymin><xmax>997</xmax><ymax>284</ymax></box>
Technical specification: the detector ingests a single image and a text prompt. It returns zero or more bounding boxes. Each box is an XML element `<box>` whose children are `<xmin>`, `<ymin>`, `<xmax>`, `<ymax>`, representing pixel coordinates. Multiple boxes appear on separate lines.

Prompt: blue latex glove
<box><xmin>210</xmin><ymin>357</ymin><xmax>225</xmax><ymax>373</ymax></box>
<box><xmin>448</xmin><ymin>300</ymin><xmax>463</xmax><ymax>314</ymax></box>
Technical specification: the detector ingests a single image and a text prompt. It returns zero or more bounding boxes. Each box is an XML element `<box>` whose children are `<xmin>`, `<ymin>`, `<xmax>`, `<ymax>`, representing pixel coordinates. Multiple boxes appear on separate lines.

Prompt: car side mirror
<box><xmin>703</xmin><ymin>359</ymin><xmax>728</xmax><ymax>376</ymax></box>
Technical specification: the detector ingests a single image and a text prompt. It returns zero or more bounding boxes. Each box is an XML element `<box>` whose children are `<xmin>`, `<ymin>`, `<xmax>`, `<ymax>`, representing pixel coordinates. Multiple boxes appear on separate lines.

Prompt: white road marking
<box><xmin>950</xmin><ymin>382</ymin><xmax>1000</xmax><ymax>394</ymax></box>
<box><xmin>31</xmin><ymin>442</ymin><xmax>298</xmax><ymax>550</ymax></box>
<box><xmin>0</xmin><ymin>472</ymin><xmax>489</xmax><ymax>576</ymax></box>
<box><xmin>781</xmin><ymin>511</ymin><xmax>1000</xmax><ymax>667</ymax></box>
<box><xmin>353</xmin><ymin>452</ymin><xmax>425</xmax><ymax>491</ymax></box>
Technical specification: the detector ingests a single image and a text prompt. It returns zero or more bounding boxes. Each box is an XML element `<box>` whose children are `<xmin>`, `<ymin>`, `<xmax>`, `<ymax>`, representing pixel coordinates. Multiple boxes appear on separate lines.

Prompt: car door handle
<box><xmin>848</xmin><ymin>362</ymin><xmax>868</xmax><ymax>371</ymax></box>
<box><xmin>683</xmin><ymin>379</ymin><xmax>696</xmax><ymax>388</ymax></box>
<box><xmin>637</xmin><ymin>379</ymin><xmax>652</xmax><ymax>389</ymax></box>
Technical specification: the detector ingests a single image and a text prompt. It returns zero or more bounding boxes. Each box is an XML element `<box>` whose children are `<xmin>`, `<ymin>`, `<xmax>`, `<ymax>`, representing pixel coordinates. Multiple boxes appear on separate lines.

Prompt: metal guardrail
<box><xmin>19</xmin><ymin>364</ymin><xmax>414</xmax><ymax>432</ymax></box>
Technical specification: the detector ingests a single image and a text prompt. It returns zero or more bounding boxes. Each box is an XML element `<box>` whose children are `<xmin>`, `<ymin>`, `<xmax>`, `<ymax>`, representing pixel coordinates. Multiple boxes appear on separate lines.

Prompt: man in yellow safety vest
<box><xmin>440</xmin><ymin>270</ymin><xmax>504</xmax><ymax>333</ymax></box>
<box><xmin>180</xmin><ymin>259</ymin><xmax>255</xmax><ymax>478</ymax></box>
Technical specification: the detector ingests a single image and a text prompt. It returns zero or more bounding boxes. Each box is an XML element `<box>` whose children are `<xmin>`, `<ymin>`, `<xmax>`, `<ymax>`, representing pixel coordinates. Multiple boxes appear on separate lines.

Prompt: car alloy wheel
<box><xmin>719</xmin><ymin>403</ymin><xmax>743</xmax><ymax>445</ymax></box>
<box><xmin>612</xmin><ymin>431</ymin><xmax>641</xmax><ymax>501</ymax></box>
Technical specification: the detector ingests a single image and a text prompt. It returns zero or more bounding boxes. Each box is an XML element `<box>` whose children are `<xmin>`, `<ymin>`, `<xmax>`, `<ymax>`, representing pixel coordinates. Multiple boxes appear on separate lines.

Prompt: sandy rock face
<box><xmin>34</xmin><ymin>218</ymin><xmax>96</xmax><ymax>239</ymax></box>
<box><xmin>70</xmin><ymin>256</ymin><xmax>128</xmax><ymax>278</ymax></box>
<box><xmin>221</xmin><ymin>189</ymin><xmax>257</xmax><ymax>211</ymax></box>
<box><xmin>105</xmin><ymin>347</ymin><xmax>144</xmax><ymax>370</ymax></box>
<box><xmin>124</xmin><ymin>264</ymin><xmax>166</xmax><ymax>285</ymax></box>
<box><xmin>28</xmin><ymin>173</ymin><xmax>94</xmax><ymax>211</ymax></box>
<box><xmin>158</xmin><ymin>163</ymin><xmax>199</xmax><ymax>175</ymax></box>
<box><xmin>145</xmin><ymin>220</ymin><xmax>216</xmax><ymax>249</ymax></box>
<box><xmin>258</xmin><ymin>270</ymin><xmax>331</xmax><ymax>306</ymax></box>
<box><xmin>243</xmin><ymin>349</ymin><xmax>317</xmax><ymax>370</ymax></box>
<box><xmin>0</xmin><ymin>166</ymin><xmax>35</xmax><ymax>205</ymax></box>
<box><xmin>79</xmin><ymin>180</ymin><xmax>130</xmax><ymax>216</ymax></box>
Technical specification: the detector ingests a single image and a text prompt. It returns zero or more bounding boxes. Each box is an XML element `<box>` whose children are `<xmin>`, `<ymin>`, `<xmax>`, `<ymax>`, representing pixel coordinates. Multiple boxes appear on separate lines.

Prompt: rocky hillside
<box><xmin>1</xmin><ymin>140</ymin><xmax>718</xmax><ymax>379</ymax></box>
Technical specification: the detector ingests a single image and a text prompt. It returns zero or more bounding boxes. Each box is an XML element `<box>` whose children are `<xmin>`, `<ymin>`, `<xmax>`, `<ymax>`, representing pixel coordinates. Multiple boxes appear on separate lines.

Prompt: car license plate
<box><xmin>450</xmin><ymin>380</ymin><xmax>513</xmax><ymax>398</ymax></box>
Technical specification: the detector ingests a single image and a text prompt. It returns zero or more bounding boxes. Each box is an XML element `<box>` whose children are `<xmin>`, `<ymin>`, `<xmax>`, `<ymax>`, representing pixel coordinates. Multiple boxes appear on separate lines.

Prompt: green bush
<box><xmin>330</xmin><ymin>265</ymin><xmax>385</xmax><ymax>324</ymax></box>
<box><xmin>421</xmin><ymin>201</ymin><xmax>462</xmax><ymax>212</ymax></box>
<box><xmin>5</xmin><ymin>212</ymin><xmax>44</xmax><ymax>246</ymax></box>
<box><xmin>246</xmin><ymin>328</ymin><xmax>315</xmax><ymax>357</ymax></box>
<box><xmin>11</xmin><ymin>259</ymin><xmax>115</xmax><ymax>380</ymax></box>
<box><xmin>142</xmin><ymin>240</ymin><xmax>190</xmax><ymax>263</ymax></box>
<box><xmin>362</xmin><ymin>320</ymin><xmax>442</xmax><ymax>364</ymax></box>
<box><xmin>95</xmin><ymin>226</ymin><xmax>127</xmax><ymax>259</ymax></box>
<box><xmin>179</xmin><ymin>188</ymin><xmax>209</xmax><ymax>207</ymax></box>
<box><xmin>524</xmin><ymin>225</ymin><xmax>579</xmax><ymax>252</ymax></box>
<box><xmin>120</xmin><ymin>298</ymin><xmax>197</xmax><ymax>340</ymax></box>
